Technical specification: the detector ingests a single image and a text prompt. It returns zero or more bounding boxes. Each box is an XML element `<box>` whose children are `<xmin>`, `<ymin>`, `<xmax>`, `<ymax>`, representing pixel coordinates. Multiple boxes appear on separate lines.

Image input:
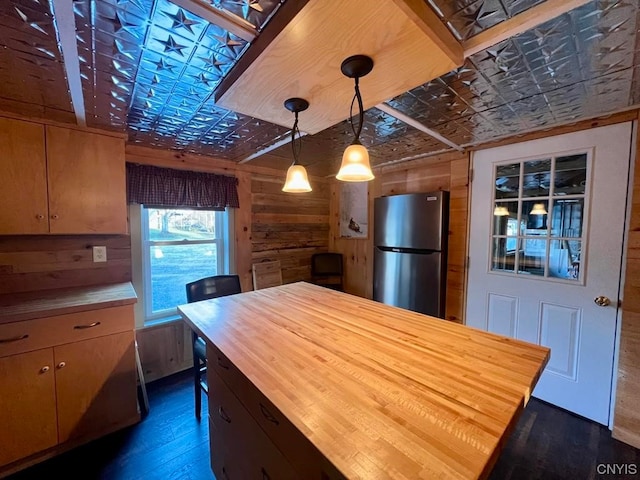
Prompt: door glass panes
<box><xmin>554</xmin><ymin>154</ymin><xmax>587</xmax><ymax>196</ymax></box>
<box><xmin>492</xmin><ymin>237</ymin><xmax>515</xmax><ymax>272</ymax></box>
<box><xmin>495</xmin><ymin>163</ymin><xmax>520</xmax><ymax>199</ymax></box>
<box><xmin>523</xmin><ymin>159</ymin><xmax>551</xmax><ymax>197</ymax></box>
<box><xmin>491</xmin><ymin>154</ymin><xmax>588</xmax><ymax>282</ymax></box>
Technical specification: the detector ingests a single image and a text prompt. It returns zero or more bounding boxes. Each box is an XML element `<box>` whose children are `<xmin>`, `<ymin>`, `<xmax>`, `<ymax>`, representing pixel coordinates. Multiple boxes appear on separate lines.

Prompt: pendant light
<box><xmin>336</xmin><ymin>55</ymin><xmax>375</xmax><ymax>182</ymax></box>
<box><xmin>282</xmin><ymin>97</ymin><xmax>312</xmax><ymax>193</ymax></box>
<box><xmin>529</xmin><ymin>203</ymin><xmax>548</xmax><ymax>215</ymax></box>
<box><xmin>493</xmin><ymin>205</ymin><xmax>509</xmax><ymax>216</ymax></box>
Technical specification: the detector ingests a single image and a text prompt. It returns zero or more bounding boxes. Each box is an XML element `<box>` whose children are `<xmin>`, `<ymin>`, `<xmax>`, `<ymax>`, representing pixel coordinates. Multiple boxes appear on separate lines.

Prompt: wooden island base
<box><xmin>179</xmin><ymin>282</ymin><xmax>549</xmax><ymax>480</ymax></box>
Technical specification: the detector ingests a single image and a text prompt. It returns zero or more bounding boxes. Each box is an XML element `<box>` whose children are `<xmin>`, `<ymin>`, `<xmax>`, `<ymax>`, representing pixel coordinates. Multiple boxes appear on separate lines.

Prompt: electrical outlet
<box><xmin>93</xmin><ymin>246</ymin><xmax>107</xmax><ymax>263</ymax></box>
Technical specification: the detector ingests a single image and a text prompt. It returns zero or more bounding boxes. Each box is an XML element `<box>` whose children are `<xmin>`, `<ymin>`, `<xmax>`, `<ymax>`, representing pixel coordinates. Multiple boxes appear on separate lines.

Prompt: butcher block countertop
<box><xmin>0</xmin><ymin>282</ymin><xmax>137</xmax><ymax>324</ymax></box>
<box><xmin>178</xmin><ymin>282</ymin><xmax>550</xmax><ymax>480</ymax></box>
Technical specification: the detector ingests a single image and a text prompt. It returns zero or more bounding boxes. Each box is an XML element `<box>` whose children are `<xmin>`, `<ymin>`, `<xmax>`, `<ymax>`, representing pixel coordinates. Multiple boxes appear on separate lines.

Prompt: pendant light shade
<box><xmin>337</xmin><ymin>55</ymin><xmax>375</xmax><ymax>182</ymax></box>
<box><xmin>336</xmin><ymin>142</ymin><xmax>374</xmax><ymax>181</ymax></box>
<box><xmin>529</xmin><ymin>202</ymin><xmax>548</xmax><ymax>215</ymax></box>
<box><xmin>282</xmin><ymin>97</ymin><xmax>312</xmax><ymax>193</ymax></box>
<box><xmin>493</xmin><ymin>205</ymin><xmax>510</xmax><ymax>216</ymax></box>
<box><xmin>283</xmin><ymin>164</ymin><xmax>312</xmax><ymax>193</ymax></box>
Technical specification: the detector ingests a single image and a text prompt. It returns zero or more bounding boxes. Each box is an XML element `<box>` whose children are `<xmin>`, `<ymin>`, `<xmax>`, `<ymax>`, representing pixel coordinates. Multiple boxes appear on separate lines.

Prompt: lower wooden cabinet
<box><xmin>0</xmin><ymin>305</ymin><xmax>139</xmax><ymax>475</ymax></box>
<box><xmin>0</xmin><ymin>349</ymin><xmax>58</xmax><ymax>466</ymax></box>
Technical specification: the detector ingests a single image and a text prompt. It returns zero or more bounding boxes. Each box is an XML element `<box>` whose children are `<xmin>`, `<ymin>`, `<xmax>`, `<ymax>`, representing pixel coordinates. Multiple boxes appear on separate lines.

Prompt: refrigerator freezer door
<box><xmin>373</xmin><ymin>247</ymin><xmax>445</xmax><ymax>318</ymax></box>
<box><xmin>374</xmin><ymin>192</ymin><xmax>448</xmax><ymax>250</ymax></box>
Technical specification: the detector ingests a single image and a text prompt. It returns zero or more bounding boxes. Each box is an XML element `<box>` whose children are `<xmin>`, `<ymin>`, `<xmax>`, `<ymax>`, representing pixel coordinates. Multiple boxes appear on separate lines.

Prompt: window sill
<box><xmin>141</xmin><ymin>314</ymin><xmax>184</xmax><ymax>329</ymax></box>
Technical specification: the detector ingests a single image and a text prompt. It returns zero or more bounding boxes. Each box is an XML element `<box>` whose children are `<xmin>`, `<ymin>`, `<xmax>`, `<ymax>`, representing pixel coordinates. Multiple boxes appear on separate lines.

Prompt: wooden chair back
<box><xmin>252</xmin><ymin>260</ymin><xmax>283</xmax><ymax>290</ymax></box>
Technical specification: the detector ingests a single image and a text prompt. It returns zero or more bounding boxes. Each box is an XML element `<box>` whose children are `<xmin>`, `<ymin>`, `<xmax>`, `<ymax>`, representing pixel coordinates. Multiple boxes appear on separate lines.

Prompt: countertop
<box><xmin>0</xmin><ymin>282</ymin><xmax>137</xmax><ymax>324</ymax></box>
<box><xmin>178</xmin><ymin>281</ymin><xmax>549</xmax><ymax>480</ymax></box>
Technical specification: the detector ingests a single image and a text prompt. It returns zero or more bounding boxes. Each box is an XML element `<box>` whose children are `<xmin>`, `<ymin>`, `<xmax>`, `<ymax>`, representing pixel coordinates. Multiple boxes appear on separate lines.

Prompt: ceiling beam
<box><xmin>463</xmin><ymin>0</ymin><xmax>592</xmax><ymax>57</ymax></box>
<box><xmin>239</xmin><ymin>132</ymin><xmax>306</xmax><ymax>164</ymax></box>
<box><xmin>51</xmin><ymin>0</ymin><xmax>86</xmax><ymax>127</ymax></box>
<box><xmin>375</xmin><ymin>103</ymin><xmax>463</xmax><ymax>151</ymax></box>
<box><xmin>169</xmin><ymin>0</ymin><xmax>257</xmax><ymax>42</ymax></box>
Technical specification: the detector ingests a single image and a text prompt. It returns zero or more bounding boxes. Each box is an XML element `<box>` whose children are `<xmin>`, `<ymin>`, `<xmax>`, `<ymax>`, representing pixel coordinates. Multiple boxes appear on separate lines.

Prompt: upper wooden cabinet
<box><xmin>0</xmin><ymin>118</ymin><xmax>127</xmax><ymax>235</ymax></box>
<box><xmin>0</xmin><ymin>118</ymin><xmax>49</xmax><ymax>234</ymax></box>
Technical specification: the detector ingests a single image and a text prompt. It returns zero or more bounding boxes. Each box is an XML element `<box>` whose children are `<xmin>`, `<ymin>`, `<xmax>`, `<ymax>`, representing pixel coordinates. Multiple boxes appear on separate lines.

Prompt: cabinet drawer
<box><xmin>0</xmin><ymin>305</ymin><xmax>133</xmax><ymax>358</ymax></box>
<box><xmin>208</xmin><ymin>369</ymin><xmax>298</xmax><ymax>480</ymax></box>
<box><xmin>207</xmin><ymin>344</ymin><xmax>345</xmax><ymax>480</ymax></box>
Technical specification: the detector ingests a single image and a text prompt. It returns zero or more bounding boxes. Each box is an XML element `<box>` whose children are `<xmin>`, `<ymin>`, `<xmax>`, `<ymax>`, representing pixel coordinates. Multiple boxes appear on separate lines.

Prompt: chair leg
<box><xmin>191</xmin><ymin>330</ymin><xmax>202</xmax><ymax>421</ymax></box>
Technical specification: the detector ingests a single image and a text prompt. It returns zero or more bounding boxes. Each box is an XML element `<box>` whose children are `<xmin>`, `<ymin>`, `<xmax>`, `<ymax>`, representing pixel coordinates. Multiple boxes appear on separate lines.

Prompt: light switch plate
<box><xmin>93</xmin><ymin>246</ymin><xmax>107</xmax><ymax>263</ymax></box>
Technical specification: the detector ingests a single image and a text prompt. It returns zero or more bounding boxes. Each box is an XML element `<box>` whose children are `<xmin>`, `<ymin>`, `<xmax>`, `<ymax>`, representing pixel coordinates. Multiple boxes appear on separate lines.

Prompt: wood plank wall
<box><xmin>0</xmin><ymin>235</ymin><xmax>131</xmax><ymax>294</ymax></box>
<box><xmin>612</xmin><ymin>116</ymin><xmax>640</xmax><ymax>449</ymax></box>
<box><xmin>329</xmin><ymin>151</ymin><xmax>470</xmax><ymax>323</ymax></box>
<box><xmin>250</xmin><ymin>173</ymin><xmax>330</xmax><ymax>286</ymax></box>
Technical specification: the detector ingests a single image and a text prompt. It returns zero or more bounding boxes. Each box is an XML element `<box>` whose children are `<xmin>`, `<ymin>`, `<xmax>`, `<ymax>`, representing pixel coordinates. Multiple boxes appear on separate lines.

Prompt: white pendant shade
<box><xmin>336</xmin><ymin>143</ymin><xmax>375</xmax><ymax>182</ymax></box>
<box><xmin>493</xmin><ymin>205</ymin><xmax>510</xmax><ymax>216</ymax></box>
<box><xmin>529</xmin><ymin>202</ymin><xmax>548</xmax><ymax>215</ymax></box>
<box><xmin>282</xmin><ymin>164</ymin><xmax>312</xmax><ymax>192</ymax></box>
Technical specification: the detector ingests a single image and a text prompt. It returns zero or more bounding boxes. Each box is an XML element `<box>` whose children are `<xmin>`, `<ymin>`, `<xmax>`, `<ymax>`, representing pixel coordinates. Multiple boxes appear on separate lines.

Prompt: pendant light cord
<box><xmin>349</xmin><ymin>77</ymin><xmax>364</xmax><ymax>142</ymax></box>
<box><xmin>291</xmin><ymin>111</ymin><xmax>301</xmax><ymax>165</ymax></box>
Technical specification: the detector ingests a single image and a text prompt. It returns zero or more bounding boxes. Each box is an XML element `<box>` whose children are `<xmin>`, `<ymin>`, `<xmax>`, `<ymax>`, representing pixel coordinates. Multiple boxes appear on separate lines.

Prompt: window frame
<box><xmin>489</xmin><ymin>148</ymin><xmax>592</xmax><ymax>284</ymax></box>
<box><xmin>134</xmin><ymin>205</ymin><xmax>232</xmax><ymax>325</ymax></box>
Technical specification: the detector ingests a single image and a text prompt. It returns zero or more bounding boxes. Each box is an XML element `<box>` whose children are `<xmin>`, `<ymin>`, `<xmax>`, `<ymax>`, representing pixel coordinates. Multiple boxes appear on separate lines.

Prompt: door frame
<box><xmin>464</xmin><ymin>120</ymin><xmax>637</xmax><ymax>429</ymax></box>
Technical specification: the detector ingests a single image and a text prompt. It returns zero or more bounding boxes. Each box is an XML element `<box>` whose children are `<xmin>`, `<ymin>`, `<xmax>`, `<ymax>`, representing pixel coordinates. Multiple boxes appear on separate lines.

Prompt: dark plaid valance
<box><xmin>126</xmin><ymin>164</ymin><xmax>239</xmax><ymax>209</ymax></box>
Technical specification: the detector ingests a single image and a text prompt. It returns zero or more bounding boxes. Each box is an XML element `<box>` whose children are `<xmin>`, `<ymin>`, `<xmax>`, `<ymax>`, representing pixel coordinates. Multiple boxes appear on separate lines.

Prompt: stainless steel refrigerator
<box><xmin>373</xmin><ymin>191</ymin><xmax>449</xmax><ymax>318</ymax></box>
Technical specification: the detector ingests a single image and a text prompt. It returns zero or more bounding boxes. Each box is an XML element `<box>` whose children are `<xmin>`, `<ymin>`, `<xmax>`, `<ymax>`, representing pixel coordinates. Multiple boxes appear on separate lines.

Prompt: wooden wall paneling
<box><xmin>235</xmin><ymin>171</ymin><xmax>253</xmax><ymax>293</ymax></box>
<box><xmin>250</xmin><ymin>174</ymin><xmax>330</xmax><ymax>286</ymax></box>
<box><xmin>0</xmin><ymin>235</ymin><xmax>132</xmax><ymax>295</ymax></box>
<box><xmin>328</xmin><ymin>180</ymin><xmax>375</xmax><ymax>297</ymax></box>
<box><xmin>328</xmin><ymin>151</ymin><xmax>469</xmax><ymax>322</ymax></box>
<box><xmin>136</xmin><ymin>322</ymin><xmax>192</xmax><ymax>383</ymax></box>
<box><xmin>613</xmin><ymin>118</ymin><xmax>640</xmax><ymax>448</ymax></box>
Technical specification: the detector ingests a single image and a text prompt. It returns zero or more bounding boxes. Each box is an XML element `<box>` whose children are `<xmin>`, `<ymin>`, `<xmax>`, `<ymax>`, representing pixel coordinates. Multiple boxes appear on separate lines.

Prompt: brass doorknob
<box><xmin>594</xmin><ymin>296</ymin><xmax>611</xmax><ymax>307</ymax></box>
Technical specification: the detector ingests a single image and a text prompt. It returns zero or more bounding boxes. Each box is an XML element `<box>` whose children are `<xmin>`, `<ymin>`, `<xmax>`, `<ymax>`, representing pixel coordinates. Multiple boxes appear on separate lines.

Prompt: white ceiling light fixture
<box><xmin>336</xmin><ymin>55</ymin><xmax>375</xmax><ymax>182</ymax></box>
<box><xmin>282</xmin><ymin>97</ymin><xmax>312</xmax><ymax>193</ymax></box>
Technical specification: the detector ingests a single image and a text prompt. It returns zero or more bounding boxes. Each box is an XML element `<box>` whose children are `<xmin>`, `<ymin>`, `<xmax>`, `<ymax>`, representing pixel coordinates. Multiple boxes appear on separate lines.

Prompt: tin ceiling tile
<box><xmin>0</xmin><ymin>0</ymin><xmax>74</xmax><ymax>120</ymax></box>
<box><xmin>427</xmin><ymin>0</ymin><xmax>546</xmax><ymax>40</ymax></box>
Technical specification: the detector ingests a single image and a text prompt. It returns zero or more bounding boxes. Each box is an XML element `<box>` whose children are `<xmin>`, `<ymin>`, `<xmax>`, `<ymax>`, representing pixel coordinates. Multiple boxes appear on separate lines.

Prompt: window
<box><xmin>139</xmin><ymin>206</ymin><xmax>231</xmax><ymax>322</ymax></box>
<box><xmin>491</xmin><ymin>152</ymin><xmax>588</xmax><ymax>282</ymax></box>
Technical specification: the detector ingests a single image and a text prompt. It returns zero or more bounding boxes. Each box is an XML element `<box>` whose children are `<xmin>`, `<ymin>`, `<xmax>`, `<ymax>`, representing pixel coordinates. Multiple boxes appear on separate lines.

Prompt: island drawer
<box><xmin>208</xmin><ymin>369</ymin><xmax>298</xmax><ymax>480</ymax></box>
<box><xmin>0</xmin><ymin>305</ymin><xmax>133</xmax><ymax>358</ymax></box>
<box><xmin>207</xmin><ymin>344</ymin><xmax>346</xmax><ymax>480</ymax></box>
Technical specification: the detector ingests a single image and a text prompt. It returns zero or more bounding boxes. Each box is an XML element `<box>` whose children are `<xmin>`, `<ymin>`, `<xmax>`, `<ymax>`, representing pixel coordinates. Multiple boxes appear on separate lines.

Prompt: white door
<box><xmin>466</xmin><ymin>122</ymin><xmax>633</xmax><ymax>425</ymax></box>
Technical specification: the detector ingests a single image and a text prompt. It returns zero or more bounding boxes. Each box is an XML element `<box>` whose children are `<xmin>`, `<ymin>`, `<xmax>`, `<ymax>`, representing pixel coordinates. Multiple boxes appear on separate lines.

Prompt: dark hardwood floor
<box><xmin>6</xmin><ymin>370</ymin><xmax>639</xmax><ymax>480</ymax></box>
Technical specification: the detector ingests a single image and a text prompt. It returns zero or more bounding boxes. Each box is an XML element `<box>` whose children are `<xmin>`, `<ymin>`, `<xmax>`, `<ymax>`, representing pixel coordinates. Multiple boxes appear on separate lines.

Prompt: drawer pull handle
<box><xmin>40</xmin><ymin>365</ymin><xmax>50</xmax><ymax>373</ymax></box>
<box><xmin>0</xmin><ymin>334</ymin><xmax>29</xmax><ymax>344</ymax></box>
<box><xmin>73</xmin><ymin>321</ymin><xmax>101</xmax><ymax>329</ymax></box>
<box><xmin>57</xmin><ymin>361</ymin><xmax>66</xmax><ymax>369</ymax></box>
<box><xmin>261</xmin><ymin>468</ymin><xmax>270</xmax><ymax>480</ymax></box>
<box><xmin>217</xmin><ymin>356</ymin><xmax>229</xmax><ymax>370</ymax></box>
<box><xmin>218</xmin><ymin>406</ymin><xmax>231</xmax><ymax>423</ymax></box>
<box><xmin>260</xmin><ymin>403</ymin><xmax>279</xmax><ymax>425</ymax></box>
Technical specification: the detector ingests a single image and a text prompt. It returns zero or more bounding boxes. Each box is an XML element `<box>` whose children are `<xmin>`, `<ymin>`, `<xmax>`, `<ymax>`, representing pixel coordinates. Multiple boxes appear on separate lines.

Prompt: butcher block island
<box><xmin>178</xmin><ymin>282</ymin><xmax>549</xmax><ymax>479</ymax></box>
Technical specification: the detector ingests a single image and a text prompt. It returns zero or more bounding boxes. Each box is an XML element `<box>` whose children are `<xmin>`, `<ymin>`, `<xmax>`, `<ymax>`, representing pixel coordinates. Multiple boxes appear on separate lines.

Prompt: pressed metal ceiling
<box><xmin>0</xmin><ymin>0</ymin><xmax>639</xmax><ymax>177</ymax></box>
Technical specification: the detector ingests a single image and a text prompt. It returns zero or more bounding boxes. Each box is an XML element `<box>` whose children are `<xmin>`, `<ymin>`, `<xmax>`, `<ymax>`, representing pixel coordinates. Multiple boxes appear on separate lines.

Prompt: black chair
<box><xmin>185</xmin><ymin>274</ymin><xmax>242</xmax><ymax>420</ymax></box>
<box><xmin>311</xmin><ymin>252</ymin><xmax>344</xmax><ymax>291</ymax></box>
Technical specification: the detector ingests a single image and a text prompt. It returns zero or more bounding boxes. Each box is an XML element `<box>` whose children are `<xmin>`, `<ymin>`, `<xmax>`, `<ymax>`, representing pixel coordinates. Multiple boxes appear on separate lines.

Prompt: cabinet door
<box><xmin>0</xmin><ymin>349</ymin><xmax>57</xmax><ymax>466</ymax></box>
<box><xmin>0</xmin><ymin>118</ymin><xmax>48</xmax><ymax>234</ymax></box>
<box><xmin>46</xmin><ymin>126</ymin><xmax>127</xmax><ymax>234</ymax></box>
<box><xmin>54</xmin><ymin>331</ymin><xmax>138</xmax><ymax>443</ymax></box>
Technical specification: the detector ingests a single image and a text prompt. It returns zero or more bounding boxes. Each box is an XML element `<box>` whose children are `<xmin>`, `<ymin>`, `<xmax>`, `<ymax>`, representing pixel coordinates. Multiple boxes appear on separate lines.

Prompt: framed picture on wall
<box><xmin>340</xmin><ymin>182</ymin><xmax>368</xmax><ymax>239</ymax></box>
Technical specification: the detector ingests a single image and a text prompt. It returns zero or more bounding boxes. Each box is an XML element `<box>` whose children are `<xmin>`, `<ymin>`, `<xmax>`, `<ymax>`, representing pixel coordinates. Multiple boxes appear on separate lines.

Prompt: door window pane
<box><xmin>495</xmin><ymin>163</ymin><xmax>520</xmax><ymax>199</ymax></box>
<box><xmin>491</xmin><ymin>237</ymin><xmax>515</xmax><ymax>272</ymax></box>
<box><xmin>490</xmin><ymin>153</ymin><xmax>588</xmax><ymax>282</ymax></box>
<box><xmin>554</xmin><ymin>154</ymin><xmax>587</xmax><ymax>196</ymax></box>
<box><xmin>550</xmin><ymin>199</ymin><xmax>583</xmax><ymax>238</ymax></box>
<box><xmin>523</xmin><ymin>159</ymin><xmax>551</xmax><ymax>197</ymax></box>
<box><xmin>549</xmin><ymin>240</ymin><xmax>581</xmax><ymax>280</ymax></box>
